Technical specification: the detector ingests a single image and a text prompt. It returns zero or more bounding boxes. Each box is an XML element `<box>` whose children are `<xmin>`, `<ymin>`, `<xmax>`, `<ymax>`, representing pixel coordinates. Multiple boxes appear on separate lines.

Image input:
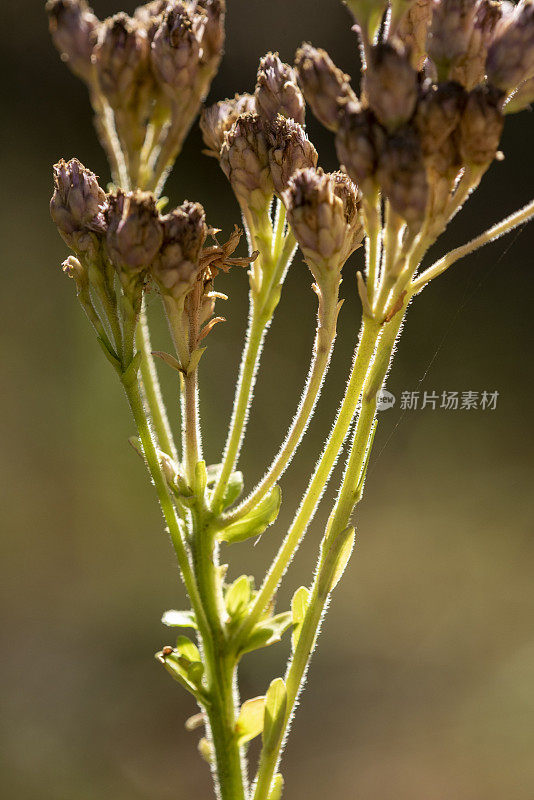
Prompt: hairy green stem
<box><xmin>238</xmin><ymin>315</ymin><xmax>382</xmax><ymax>643</ymax></box>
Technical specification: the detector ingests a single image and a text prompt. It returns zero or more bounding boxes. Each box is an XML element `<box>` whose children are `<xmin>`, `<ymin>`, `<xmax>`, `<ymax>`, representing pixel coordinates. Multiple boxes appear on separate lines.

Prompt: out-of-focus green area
<box><xmin>1</xmin><ymin>1</ymin><xmax>534</xmax><ymax>798</ymax></box>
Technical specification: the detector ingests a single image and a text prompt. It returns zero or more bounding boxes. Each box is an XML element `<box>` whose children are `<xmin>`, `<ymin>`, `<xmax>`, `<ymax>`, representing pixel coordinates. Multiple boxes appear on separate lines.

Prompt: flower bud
<box><xmin>363</xmin><ymin>42</ymin><xmax>418</xmax><ymax>131</ymax></box>
<box><xmin>331</xmin><ymin>171</ymin><xmax>365</xmax><ymax>261</ymax></box>
<box><xmin>50</xmin><ymin>158</ymin><xmax>107</xmax><ymax>254</ymax></box>
<box><xmin>152</xmin><ymin>202</ymin><xmax>208</xmax><ymax>298</ymax></box>
<box><xmin>377</xmin><ymin>127</ymin><xmax>429</xmax><ymax>227</ymax></box>
<box><xmin>283</xmin><ymin>168</ymin><xmax>358</xmax><ymax>281</ymax></box>
<box><xmin>427</xmin><ymin>0</ymin><xmax>479</xmax><ymax>80</ymax></box>
<box><xmin>486</xmin><ymin>0</ymin><xmax>534</xmax><ymax>91</ymax></box>
<box><xmin>200</xmin><ymin>93</ymin><xmax>256</xmax><ymax>158</ymax></box>
<box><xmin>415</xmin><ymin>80</ymin><xmax>467</xmax><ymax>157</ymax></box>
<box><xmin>457</xmin><ymin>83</ymin><xmax>504</xmax><ymax>165</ymax></box>
<box><xmin>93</xmin><ymin>13</ymin><xmax>150</xmax><ymax>108</ymax></box>
<box><xmin>46</xmin><ymin>0</ymin><xmax>99</xmax><ymax>83</ymax></box>
<box><xmin>451</xmin><ymin>0</ymin><xmax>503</xmax><ymax>89</ymax></box>
<box><xmin>151</xmin><ymin>3</ymin><xmax>200</xmax><ymax>97</ymax></box>
<box><xmin>336</xmin><ymin>103</ymin><xmax>385</xmax><ymax>195</ymax></box>
<box><xmin>106</xmin><ymin>190</ymin><xmax>163</xmax><ymax>274</ymax></box>
<box><xmin>396</xmin><ymin>0</ymin><xmax>433</xmax><ymax>71</ymax></box>
<box><xmin>220</xmin><ymin>114</ymin><xmax>274</xmax><ymax>211</ymax></box>
<box><xmin>267</xmin><ymin>116</ymin><xmax>318</xmax><ymax>196</ymax></box>
<box><xmin>255</xmin><ymin>52</ymin><xmax>306</xmax><ymax>126</ymax></box>
<box><xmin>295</xmin><ymin>44</ymin><xmax>357</xmax><ymax>132</ymax></box>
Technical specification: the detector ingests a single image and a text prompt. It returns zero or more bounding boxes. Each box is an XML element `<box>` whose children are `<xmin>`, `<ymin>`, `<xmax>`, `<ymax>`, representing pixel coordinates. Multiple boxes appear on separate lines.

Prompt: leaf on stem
<box><xmin>161</xmin><ymin>609</ymin><xmax>198</xmax><ymax>629</ymax></box>
<box><xmin>268</xmin><ymin>774</ymin><xmax>284</xmax><ymax>800</ymax></box>
<box><xmin>218</xmin><ymin>486</ymin><xmax>282</xmax><ymax>544</ymax></box>
<box><xmin>240</xmin><ymin>611</ymin><xmax>292</xmax><ymax>656</ymax></box>
<box><xmin>206</xmin><ymin>464</ymin><xmax>244</xmax><ymax>510</ymax></box>
<box><xmin>225</xmin><ymin>575</ymin><xmax>253</xmax><ymax>619</ymax></box>
<box><xmin>263</xmin><ymin>678</ymin><xmax>287</xmax><ymax>751</ymax></box>
<box><xmin>152</xmin><ymin>350</ymin><xmax>184</xmax><ymax>374</ymax></box>
<box><xmin>291</xmin><ymin>586</ymin><xmax>310</xmax><ymax>650</ymax></box>
<box><xmin>235</xmin><ymin>696</ymin><xmax>265</xmax><ymax>746</ymax></box>
<box><xmin>326</xmin><ymin>526</ymin><xmax>356</xmax><ymax>593</ymax></box>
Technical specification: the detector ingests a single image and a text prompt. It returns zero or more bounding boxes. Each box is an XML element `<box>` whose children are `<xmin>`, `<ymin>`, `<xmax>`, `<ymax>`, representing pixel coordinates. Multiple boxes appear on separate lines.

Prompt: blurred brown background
<box><xmin>2</xmin><ymin>1</ymin><xmax>534</xmax><ymax>798</ymax></box>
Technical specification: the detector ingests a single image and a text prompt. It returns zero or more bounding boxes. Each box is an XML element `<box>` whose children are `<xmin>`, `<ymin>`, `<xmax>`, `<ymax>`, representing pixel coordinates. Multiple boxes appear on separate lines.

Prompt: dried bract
<box><xmin>50</xmin><ymin>158</ymin><xmax>107</xmax><ymax>254</ymax></box>
<box><xmin>363</xmin><ymin>42</ymin><xmax>418</xmax><ymax>131</ymax></box>
<box><xmin>427</xmin><ymin>0</ymin><xmax>479</xmax><ymax>80</ymax></box>
<box><xmin>267</xmin><ymin>116</ymin><xmax>318</xmax><ymax>197</ymax></box>
<box><xmin>457</xmin><ymin>83</ymin><xmax>504</xmax><ymax>165</ymax></box>
<box><xmin>295</xmin><ymin>44</ymin><xmax>357</xmax><ymax>132</ymax></box>
<box><xmin>200</xmin><ymin>94</ymin><xmax>256</xmax><ymax>158</ymax></box>
<box><xmin>255</xmin><ymin>52</ymin><xmax>306</xmax><ymax>126</ymax></box>
<box><xmin>152</xmin><ymin>202</ymin><xmax>208</xmax><ymax>298</ymax></box>
<box><xmin>106</xmin><ymin>190</ymin><xmax>163</xmax><ymax>274</ymax></box>
<box><xmin>220</xmin><ymin>114</ymin><xmax>274</xmax><ymax>211</ymax></box>
<box><xmin>377</xmin><ymin>127</ymin><xmax>429</xmax><ymax>226</ymax></box>
<box><xmin>46</xmin><ymin>0</ymin><xmax>100</xmax><ymax>83</ymax></box>
<box><xmin>486</xmin><ymin>0</ymin><xmax>534</xmax><ymax>91</ymax></box>
<box><xmin>336</xmin><ymin>103</ymin><xmax>384</xmax><ymax>195</ymax></box>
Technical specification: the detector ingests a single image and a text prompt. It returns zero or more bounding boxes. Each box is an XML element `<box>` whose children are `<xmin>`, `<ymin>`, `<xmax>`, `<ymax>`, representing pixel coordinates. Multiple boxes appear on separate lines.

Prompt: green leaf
<box><xmin>97</xmin><ymin>336</ymin><xmax>121</xmax><ymax>372</ymax></box>
<box><xmin>121</xmin><ymin>351</ymin><xmax>143</xmax><ymax>386</ymax></box>
<box><xmin>225</xmin><ymin>575</ymin><xmax>253</xmax><ymax>619</ymax></box>
<box><xmin>175</xmin><ymin>635</ymin><xmax>201</xmax><ymax>663</ymax></box>
<box><xmin>263</xmin><ymin>678</ymin><xmax>287</xmax><ymax>751</ymax></box>
<box><xmin>161</xmin><ymin>609</ymin><xmax>197</xmax><ymax>629</ymax></box>
<box><xmin>194</xmin><ymin>460</ymin><xmax>207</xmax><ymax>496</ymax></box>
<box><xmin>187</xmin><ymin>346</ymin><xmax>207</xmax><ymax>375</ymax></box>
<box><xmin>206</xmin><ymin>465</ymin><xmax>244</xmax><ymax>510</ymax></box>
<box><xmin>268</xmin><ymin>774</ymin><xmax>284</xmax><ymax>800</ymax></box>
<box><xmin>235</xmin><ymin>696</ymin><xmax>265</xmax><ymax>745</ymax></box>
<box><xmin>240</xmin><ymin>612</ymin><xmax>292</xmax><ymax>656</ymax></box>
<box><xmin>156</xmin><ymin>649</ymin><xmax>203</xmax><ymax>698</ymax></box>
<box><xmin>291</xmin><ymin>586</ymin><xmax>310</xmax><ymax>650</ymax></box>
<box><xmin>218</xmin><ymin>486</ymin><xmax>282</xmax><ymax>544</ymax></box>
<box><xmin>328</xmin><ymin>526</ymin><xmax>356</xmax><ymax>592</ymax></box>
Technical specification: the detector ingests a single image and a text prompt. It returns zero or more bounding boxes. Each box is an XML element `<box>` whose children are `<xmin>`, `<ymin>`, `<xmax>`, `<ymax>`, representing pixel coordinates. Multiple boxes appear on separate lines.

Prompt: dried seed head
<box><xmin>377</xmin><ymin>127</ymin><xmax>429</xmax><ymax>227</ymax></box>
<box><xmin>46</xmin><ymin>0</ymin><xmax>100</xmax><ymax>83</ymax></box>
<box><xmin>152</xmin><ymin>201</ymin><xmax>208</xmax><ymax>298</ymax></box>
<box><xmin>151</xmin><ymin>3</ymin><xmax>200</xmax><ymax>97</ymax></box>
<box><xmin>220</xmin><ymin>114</ymin><xmax>274</xmax><ymax>211</ymax></box>
<box><xmin>364</xmin><ymin>42</ymin><xmax>419</xmax><ymax>131</ymax></box>
<box><xmin>451</xmin><ymin>0</ymin><xmax>503</xmax><ymax>89</ymax></box>
<box><xmin>415</xmin><ymin>80</ymin><xmax>467</xmax><ymax>157</ymax></box>
<box><xmin>106</xmin><ymin>190</ymin><xmax>163</xmax><ymax>274</ymax></box>
<box><xmin>93</xmin><ymin>13</ymin><xmax>150</xmax><ymax>107</ymax></box>
<box><xmin>427</xmin><ymin>0</ymin><xmax>479</xmax><ymax>80</ymax></box>
<box><xmin>255</xmin><ymin>52</ymin><xmax>306</xmax><ymax>126</ymax></box>
<box><xmin>336</xmin><ymin>102</ymin><xmax>384</xmax><ymax>195</ymax></box>
<box><xmin>396</xmin><ymin>0</ymin><xmax>433</xmax><ymax>71</ymax></box>
<box><xmin>457</xmin><ymin>83</ymin><xmax>504</xmax><ymax>164</ymax></box>
<box><xmin>50</xmin><ymin>158</ymin><xmax>107</xmax><ymax>254</ymax></box>
<box><xmin>486</xmin><ymin>0</ymin><xmax>534</xmax><ymax>91</ymax></box>
<box><xmin>200</xmin><ymin>93</ymin><xmax>256</xmax><ymax>158</ymax></box>
<box><xmin>283</xmin><ymin>168</ymin><xmax>358</xmax><ymax>281</ymax></box>
<box><xmin>267</xmin><ymin>116</ymin><xmax>318</xmax><ymax>196</ymax></box>
<box><xmin>295</xmin><ymin>44</ymin><xmax>357</xmax><ymax>132</ymax></box>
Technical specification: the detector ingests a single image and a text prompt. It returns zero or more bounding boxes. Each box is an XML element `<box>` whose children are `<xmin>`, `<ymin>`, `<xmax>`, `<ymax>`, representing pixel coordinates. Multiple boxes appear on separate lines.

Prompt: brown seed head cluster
<box><xmin>51</xmin><ymin>158</ymin><xmax>250</xmax><ymax>317</ymax></box>
<box><xmin>295</xmin><ymin>0</ymin><xmax>534</xmax><ymax>228</ymax></box>
<box><xmin>47</xmin><ymin>0</ymin><xmax>226</xmax><ymax>188</ymax></box>
<box><xmin>202</xmin><ymin>52</ymin><xmax>314</xmax><ymax>210</ymax></box>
